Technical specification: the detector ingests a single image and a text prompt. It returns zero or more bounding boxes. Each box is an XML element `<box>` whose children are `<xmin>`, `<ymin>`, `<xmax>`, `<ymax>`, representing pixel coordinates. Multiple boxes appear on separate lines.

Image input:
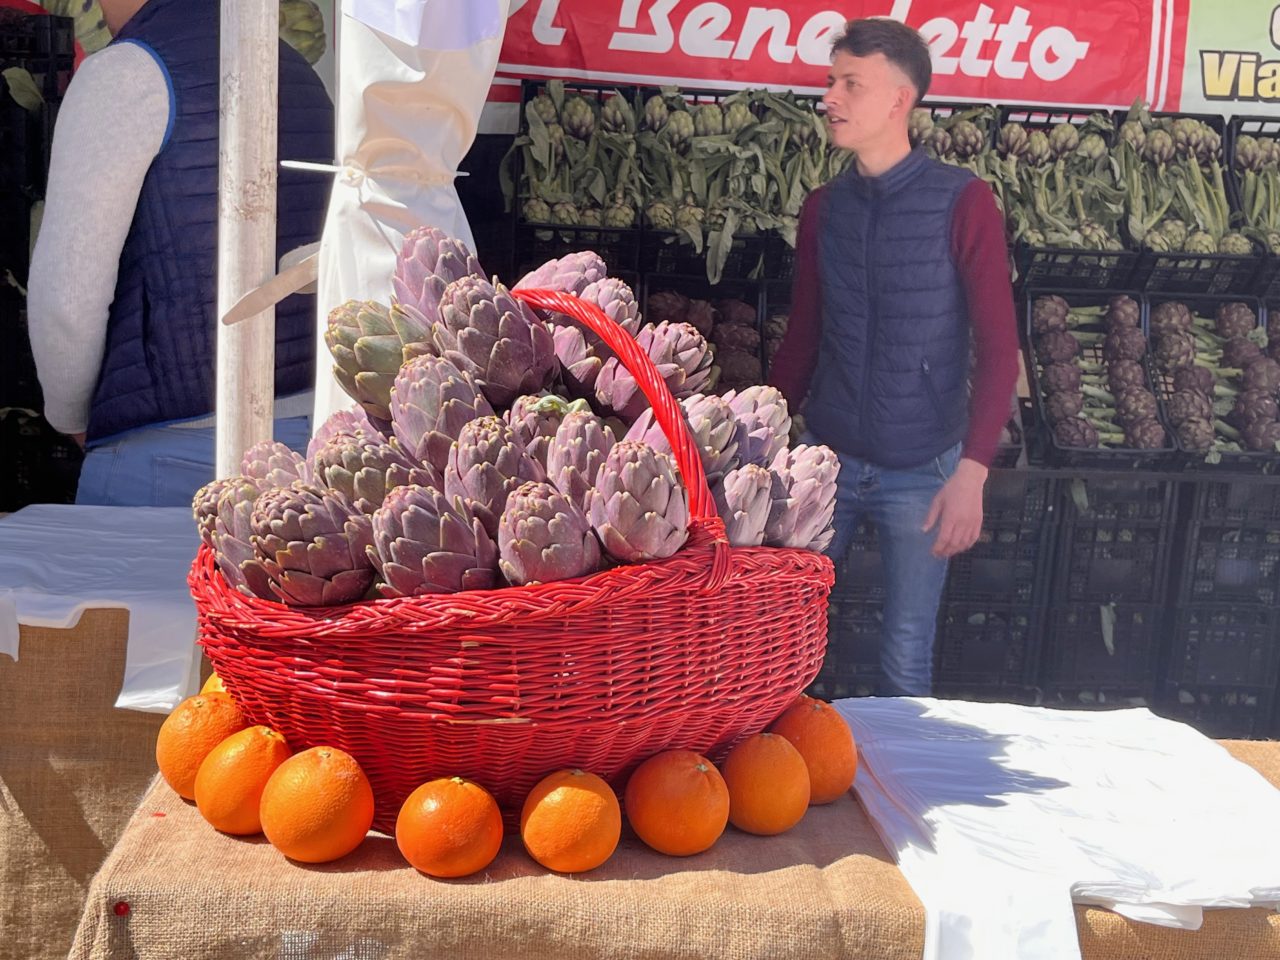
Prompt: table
<box><xmin>1</xmin><ymin>610</ymin><xmax>167</xmax><ymax>960</ymax></box>
<box><xmin>68</xmin><ymin>741</ymin><xmax>1280</xmax><ymax>960</ymax></box>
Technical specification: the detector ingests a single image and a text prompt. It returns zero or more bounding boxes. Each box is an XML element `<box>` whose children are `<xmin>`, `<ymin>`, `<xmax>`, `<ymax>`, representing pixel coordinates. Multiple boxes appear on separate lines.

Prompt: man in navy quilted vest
<box><xmin>770</xmin><ymin>18</ymin><xmax>1019</xmax><ymax>697</ymax></box>
<box><xmin>26</xmin><ymin>0</ymin><xmax>333</xmax><ymax>506</ymax></box>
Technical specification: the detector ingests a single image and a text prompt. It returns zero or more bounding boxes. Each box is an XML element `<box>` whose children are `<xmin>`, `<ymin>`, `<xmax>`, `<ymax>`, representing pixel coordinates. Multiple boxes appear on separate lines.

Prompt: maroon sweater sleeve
<box><xmin>767</xmin><ymin>189</ymin><xmax>824</xmax><ymax>410</ymax></box>
<box><xmin>951</xmin><ymin>179</ymin><xmax>1019</xmax><ymax>468</ymax></box>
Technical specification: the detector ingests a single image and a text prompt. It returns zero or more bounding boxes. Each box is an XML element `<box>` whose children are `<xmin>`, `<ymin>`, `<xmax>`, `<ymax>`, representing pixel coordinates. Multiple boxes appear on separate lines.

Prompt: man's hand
<box><xmin>922</xmin><ymin>458</ymin><xmax>987</xmax><ymax>558</ymax></box>
<box><xmin>70</xmin><ymin>432</ymin><xmax>86</xmax><ymax>450</ymax></box>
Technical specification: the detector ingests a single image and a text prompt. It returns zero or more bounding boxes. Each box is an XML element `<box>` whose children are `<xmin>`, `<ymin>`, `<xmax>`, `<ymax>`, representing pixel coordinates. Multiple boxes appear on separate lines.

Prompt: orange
<box><xmin>720</xmin><ymin>732</ymin><xmax>810</xmax><ymax>836</ymax></box>
<box><xmin>396</xmin><ymin>777</ymin><xmax>504</xmax><ymax>878</ymax></box>
<box><xmin>194</xmin><ymin>725</ymin><xmax>292</xmax><ymax>835</ymax></box>
<box><xmin>259</xmin><ymin>746</ymin><xmax>375</xmax><ymax>863</ymax></box>
<box><xmin>769</xmin><ymin>695</ymin><xmax>858</xmax><ymax>804</ymax></box>
<box><xmin>520</xmin><ymin>769</ymin><xmax>620</xmax><ymax>873</ymax></box>
<box><xmin>623</xmin><ymin>750</ymin><xmax>729</xmax><ymax>856</ymax></box>
<box><xmin>155</xmin><ymin>693</ymin><xmax>250</xmax><ymax>800</ymax></box>
<box><xmin>200</xmin><ymin>672</ymin><xmax>226</xmax><ymax>695</ymax></box>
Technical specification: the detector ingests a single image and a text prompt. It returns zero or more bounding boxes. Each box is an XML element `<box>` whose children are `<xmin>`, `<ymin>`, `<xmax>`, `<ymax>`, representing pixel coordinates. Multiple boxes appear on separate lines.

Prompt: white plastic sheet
<box><xmin>312</xmin><ymin>1</ymin><xmax>510</xmax><ymax>424</ymax></box>
<box><xmin>0</xmin><ymin>505</ymin><xmax>201</xmax><ymax>713</ymax></box>
<box><xmin>836</xmin><ymin>697</ymin><xmax>1280</xmax><ymax>960</ymax></box>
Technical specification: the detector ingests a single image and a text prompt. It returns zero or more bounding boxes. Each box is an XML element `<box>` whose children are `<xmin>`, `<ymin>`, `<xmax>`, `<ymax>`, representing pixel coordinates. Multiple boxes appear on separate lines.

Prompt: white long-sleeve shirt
<box><xmin>27</xmin><ymin>42</ymin><xmax>169</xmax><ymax>435</ymax></box>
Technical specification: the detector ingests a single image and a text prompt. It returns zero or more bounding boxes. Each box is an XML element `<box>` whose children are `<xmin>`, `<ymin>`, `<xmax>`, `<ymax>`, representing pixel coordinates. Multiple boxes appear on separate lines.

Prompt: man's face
<box><xmin>822</xmin><ymin>50</ymin><xmax>915</xmax><ymax>154</ymax></box>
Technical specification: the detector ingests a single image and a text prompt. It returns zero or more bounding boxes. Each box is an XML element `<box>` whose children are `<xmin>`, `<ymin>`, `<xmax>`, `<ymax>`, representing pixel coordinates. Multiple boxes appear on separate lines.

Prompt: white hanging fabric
<box><xmin>310</xmin><ymin>0</ymin><xmax>510</xmax><ymax>424</ymax></box>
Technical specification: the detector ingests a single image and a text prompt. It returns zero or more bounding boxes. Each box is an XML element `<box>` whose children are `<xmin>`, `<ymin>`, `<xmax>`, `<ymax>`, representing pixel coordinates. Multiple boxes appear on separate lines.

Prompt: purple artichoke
<box><xmin>208</xmin><ymin>476</ymin><xmax>265</xmax><ymax>595</ymax></box>
<box><xmin>545</xmin><ymin>410</ymin><xmax>615</xmax><ymax>514</ymax></box>
<box><xmin>368</xmin><ymin>484</ymin><xmax>499</xmax><ymax>597</ymax></box>
<box><xmin>390</xmin><ymin>354</ymin><xmax>495</xmax><ymax>472</ymax></box>
<box><xmin>586</xmin><ymin>440</ymin><xmax>690</xmax><ymax>562</ymax></box>
<box><xmin>1045</xmin><ymin>391</ymin><xmax>1085</xmax><ymax>424</ymax></box>
<box><xmin>1150</xmin><ymin>302</ymin><xmax>1193</xmax><ymax>338</ymax></box>
<box><xmin>1103</xmin><ymin>327</ymin><xmax>1147</xmax><ymax>363</ymax></box>
<box><xmin>1125</xmin><ymin>418</ymin><xmax>1167</xmax><ymax>449</ymax></box>
<box><xmin>240</xmin><ymin>439</ymin><xmax>309</xmax><ymax>487</ymax></box>
<box><xmin>1043</xmin><ymin>362</ymin><xmax>1083</xmax><ymax>394</ymax></box>
<box><xmin>1107</xmin><ymin>360</ymin><xmax>1147</xmax><ymax>395</ymax></box>
<box><xmin>1106</xmin><ymin>296</ymin><xmax>1140</xmax><ymax>329</ymax></box>
<box><xmin>307</xmin><ymin>406</ymin><xmax>386</xmax><ymax>463</ymax></box>
<box><xmin>721</xmin><ymin>385</ymin><xmax>792</xmax><ymax>467</ymax></box>
<box><xmin>1243</xmin><ymin>358</ymin><xmax>1280</xmax><ymax>395</ymax></box>
<box><xmin>580</xmin><ymin>276</ymin><xmax>643</xmax><ymax>336</ymax></box>
<box><xmin>1154</xmin><ymin>332</ymin><xmax>1197</xmax><ymax>371</ymax></box>
<box><xmin>595</xmin><ymin>321</ymin><xmax>713</xmax><ymax>421</ymax></box>
<box><xmin>442</xmin><ymin>416</ymin><xmax>545</xmax><ymax>538</ymax></box>
<box><xmin>514</xmin><ymin>251</ymin><xmax>608</xmax><ymax>296</ymax></box>
<box><xmin>1166</xmin><ymin>389</ymin><xmax>1214</xmax><ymax>425</ymax></box>
<box><xmin>241</xmin><ymin>481</ymin><xmax>375</xmax><ymax>606</ymax></box>
<box><xmin>1176</xmin><ymin>417</ymin><xmax>1216</xmax><ymax>452</ymax></box>
<box><xmin>1031</xmin><ymin>295</ymin><xmax>1069</xmax><ymax>336</ymax></box>
<box><xmin>1172</xmin><ymin>365</ymin><xmax>1216</xmax><ymax>395</ymax></box>
<box><xmin>194</xmin><ymin>476</ymin><xmax>247</xmax><ymax>548</ymax></box>
<box><xmin>1243</xmin><ymin>418</ymin><xmax>1280</xmax><ymax>453</ymax></box>
<box><xmin>311</xmin><ymin>433</ymin><xmax>438</xmax><ymax>514</ymax></box>
<box><xmin>497</xmin><ymin>481</ymin><xmax>601</xmax><ymax>586</ymax></box>
<box><xmin>1222</xmin><ymin>337</ymin><xmax>1263</xmax><ymax>370</ymax></box>
<box><xmin>504</xmin><ymin>393</ymin><xmax>589</xmax><ymax>470</ymax></box>
<box><xmin>1215</xmin><ymin>302</ymin><xmax>1257</xmax><ymax>340</ymax></box>
<box><xmin>392</xmin><ymin>225</ymin><xmax>484</xmax><ymax>321</ymax></box>
<box><xmin>1054</xmin><ymin>418</ymin><xmax>1099</xmax><ymax>448</ymax></box>
<box><xmin>1230</xmin><ymin>391</ymin><xmax>1280</xmax><ymax>428</ymax></box>
<box><xmin>625</xmin><ymin>393</ymin><xmax>744</xmax><ymax>485</ymax></box>
<box><xmin>712</xmin><ymin>463</ymin><xmax>772</xmax><ymax>547</ymax></box>
<box><xmin>764</xmin><ymin>444</ymin><xmax>839</xmax><ymax>552</ymax></box>
<box><xmin>1036</xmin><ymin>330</ymin><xmax>1080</xmax><ymax>364</ymax></box>
<box><xmin>434</xmin><ymin>275</ymin><xmax>558</xmax><ymax>408</ymax></box>
<box><xmin>1115</xmin><ymin>388</ymin><xmax>1158</xmax><ymax>425</ymax></box>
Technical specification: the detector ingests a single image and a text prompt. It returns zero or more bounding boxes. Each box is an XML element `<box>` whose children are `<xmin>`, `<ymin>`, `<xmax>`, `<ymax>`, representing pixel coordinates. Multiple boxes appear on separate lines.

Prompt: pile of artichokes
<box><xmin>193</xmin><ymin>228</ymin><xmax>838</xmax><ymax>606</ymax></box>
<box><xmin>1030</xmin><ymin>293</ymin><xmax>1168</xmax><ymax>451</ymax></box>
<box><xmin>1148</xmin><ymin>300</ymin><xmax>1280</xmax><ymax>457</ymax></box>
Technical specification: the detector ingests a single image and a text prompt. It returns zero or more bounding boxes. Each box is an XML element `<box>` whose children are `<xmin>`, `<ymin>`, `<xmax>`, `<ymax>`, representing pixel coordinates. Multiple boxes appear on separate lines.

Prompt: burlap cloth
<box><xmin>63</xmin><ymin>739</ymin><xmax>1280</xmax><ymax>960</ymax></box>
<box><xmin>0</xmin><ymin>610</ymin><xmax>168</xmax><ymax>960</ymax></box>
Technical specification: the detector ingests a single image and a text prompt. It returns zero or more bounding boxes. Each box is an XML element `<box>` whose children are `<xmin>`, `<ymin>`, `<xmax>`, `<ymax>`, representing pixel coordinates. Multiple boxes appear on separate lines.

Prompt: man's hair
<box><xmin>831</xmin><ymin>18</ymin><xmax>933</xmax><ymax>105</ymax></box>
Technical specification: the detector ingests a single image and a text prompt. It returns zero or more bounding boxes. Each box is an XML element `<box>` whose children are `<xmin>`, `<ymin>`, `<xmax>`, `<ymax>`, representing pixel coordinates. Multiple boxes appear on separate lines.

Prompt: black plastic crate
<box><xmin>641</xmin><ymin>231</ymin><xmax>770</xmax><ymax>281</ymax></box>
<box><xmin>1025</xmin><ymin>288</ymin><xmax>1178</xmax><ymax>470</ymax></box>
<box><xmin>1014</xmin><ymin>242</ymin><xmax>1140</xmax><ymax>292</ymax></box>
<box><xmin>807</xmin><ymin>599</ymin><xmax>882</xmax><ymax>699</ymax></box>
<box><xmin>1192</xmin><ymin>480</ymin><xmax>1280</xmax><ymax>525</ymax></box>
<box><xmin>946</xmin><ymin>515</ymin><xmax>1048</xmax><ymax>605</ymax></box>
<box><xmin>0</xmin><ymin>12</ymin><xmax>75</xmax><ymax>99</ymax></box>
<box><xmin>1041</xmin><ymin>603</ymin><xmax>1163</xmax><ymax>694</ymax></box>
<box><xmin>2</xmin><ymin>407</ymin><xmax>84</xmax><ymax>512</ymax></box>
<box><xmin>984</xmin><ymin>469</ymin><xmax>1054</xmax><ymax>524</ymax></box>
<box><xmin>1131</xmin><ymin>249</ymin><xmax>1263</xmax><ymax>298</ymax></box>
<box><xmin>935</xmin><ymin>603</ymin><xmax>1041</xmax><ymax>689</ymax></box>
<box><xmin>1179</xmin><ymin>523</ymin><xmax>1280</xmax><ymax>606</ymax></box>
<box><xmin>1153</xmin><ymin>685</ymin><xmax>1275</xmax><ymax>740</ymax></box>
<box><xmin>1225</xmin><ymin>115</ymin><xmax>1280</xmax><ymax>300</ymax></box>
<box><xmin>1056</xmin><ymin>475</ymin><xmax>1176</xmax><ymax>523</ymax></box>
<box><xmin>1054</xmin><ymin>519</ymin><xmax>1170</xmax><ymax>604</ymax></box>
<box><xmin>1164</xmin><ymin>605</ymin><xmax>1279</xmax><ymax>689</ymax></box>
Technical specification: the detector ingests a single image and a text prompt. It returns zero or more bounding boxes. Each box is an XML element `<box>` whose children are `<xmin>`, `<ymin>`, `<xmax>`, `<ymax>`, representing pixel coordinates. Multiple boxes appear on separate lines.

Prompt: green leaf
<box><xmin>1069</xmin><ymin>478</ymin><xmax>1090</xmax><ymax>517</ymax></box>
<box><xmin>1099</xmin><ymin>603</ymin><xmax>1117</xmax><ymax>656</ymax></box>
<box><xmin>547</xmin><ymin>80</ymin><xmax>564</xmax><ymax>112</ymax></box>
<box><xmin>525</xmin><ymin>104</ymin><xmax>551</xmax><ymax>173</ymax></box>
<box><xmin>3</xmin><ymin>68</ymin><xmax>43</xmax><ymax>112</ymax></box>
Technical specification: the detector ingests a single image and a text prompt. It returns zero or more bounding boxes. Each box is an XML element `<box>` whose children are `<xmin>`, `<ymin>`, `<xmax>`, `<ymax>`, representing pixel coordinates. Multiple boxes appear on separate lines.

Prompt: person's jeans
<box><xmin>75</xmin><ymin>415</ymin><xmax>311</xmax><ymax>507</ymax></box>
<box><xmin>806</xmin><ymin>434</ymin><xmax>961</xmax><ymax>697</ymax></box>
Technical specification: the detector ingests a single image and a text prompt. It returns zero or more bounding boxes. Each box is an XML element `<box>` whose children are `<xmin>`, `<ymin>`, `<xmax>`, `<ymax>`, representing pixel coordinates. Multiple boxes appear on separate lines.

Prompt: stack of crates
<box><xmin>1154</xmin><ymin>482</ymin><xmax>1280</xmax><ymax>738</ymax></box>
<box><xmin>1039</xmin><ymin>476</ymin><xmax>1177</xmax><ymax>708</ymax></box>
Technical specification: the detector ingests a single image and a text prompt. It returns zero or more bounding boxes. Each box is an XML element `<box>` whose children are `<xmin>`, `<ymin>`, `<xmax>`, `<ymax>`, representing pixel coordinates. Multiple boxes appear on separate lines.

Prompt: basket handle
<box><xmin>513</xmin><ymin>288</ymin><xmax>730</xmax><ymax>588</ymax></box>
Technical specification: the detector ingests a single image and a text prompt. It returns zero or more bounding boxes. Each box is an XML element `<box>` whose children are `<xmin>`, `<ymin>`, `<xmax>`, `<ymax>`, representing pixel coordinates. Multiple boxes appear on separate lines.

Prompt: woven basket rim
<box><xmin>191</xmin><ymin>540</ymin><xmax>834</xmax><ymax>641</ymax></box>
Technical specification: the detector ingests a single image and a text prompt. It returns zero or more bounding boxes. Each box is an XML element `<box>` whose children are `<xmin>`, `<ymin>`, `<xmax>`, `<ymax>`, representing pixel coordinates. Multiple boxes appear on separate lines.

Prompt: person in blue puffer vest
<box><xmin>26</xmin><ymin>0</ymin><xmax>333</xmax><ymax>506</ymax></box>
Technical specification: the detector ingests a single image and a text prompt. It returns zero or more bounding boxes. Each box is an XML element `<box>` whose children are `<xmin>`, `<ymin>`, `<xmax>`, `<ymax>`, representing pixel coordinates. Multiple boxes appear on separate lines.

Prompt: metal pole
<box><xmin>215</xmin><ymin>0</ymin><xmax>279</xmax><ymax>477</ymax></box>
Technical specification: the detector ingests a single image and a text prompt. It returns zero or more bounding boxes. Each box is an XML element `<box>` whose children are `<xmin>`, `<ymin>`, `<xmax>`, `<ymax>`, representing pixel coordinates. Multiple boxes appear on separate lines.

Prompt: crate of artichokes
<box><xmin>1144</xmin><ymin>294</ymin><xmax>1280</xmax><ymax>471</ymax></box>
<box><xmin>1025</xmin><ymin>289</ymin><xmax>1176</xmax><ymax>469</ymax></box>
<box><xmin>187</xmin><ymin>228</ymin><xmax>837</xmax><ymax>830</ymax></box>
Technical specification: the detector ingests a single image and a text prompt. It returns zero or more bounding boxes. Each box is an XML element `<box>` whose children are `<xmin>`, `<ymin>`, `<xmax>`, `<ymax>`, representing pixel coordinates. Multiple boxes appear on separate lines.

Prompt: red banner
<box><xmin>494</xmin><ymin>1</ymin><xmax>1193</xmax><ymax>110</ymax></box>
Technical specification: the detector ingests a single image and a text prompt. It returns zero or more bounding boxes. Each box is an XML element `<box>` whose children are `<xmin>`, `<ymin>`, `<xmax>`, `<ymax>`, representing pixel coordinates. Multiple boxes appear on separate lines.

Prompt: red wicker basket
<box><xmin>191</xmin><ymin>289</ymin><xmax>834</xmax><ymax>832</ymax></box>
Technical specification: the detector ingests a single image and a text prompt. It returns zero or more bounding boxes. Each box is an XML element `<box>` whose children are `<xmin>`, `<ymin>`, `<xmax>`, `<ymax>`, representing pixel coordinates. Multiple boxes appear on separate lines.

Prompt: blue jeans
<box><xmin>75</xmin><ymin>416</ymin><xmax>311</xmax><ymax>507</ymax></box>
<box><xmin>808</xmin><ymin>434</ymin><xmax>961</xmax><ymax>697</ymax></box>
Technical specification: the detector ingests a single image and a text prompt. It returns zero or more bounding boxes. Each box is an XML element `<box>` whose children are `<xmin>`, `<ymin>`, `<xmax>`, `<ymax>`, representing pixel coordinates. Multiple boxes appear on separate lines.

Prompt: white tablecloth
<box><xmin>0</xmin><ymin>505</ymin><xmax>200</xmax><ymax>712</ymax></box>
